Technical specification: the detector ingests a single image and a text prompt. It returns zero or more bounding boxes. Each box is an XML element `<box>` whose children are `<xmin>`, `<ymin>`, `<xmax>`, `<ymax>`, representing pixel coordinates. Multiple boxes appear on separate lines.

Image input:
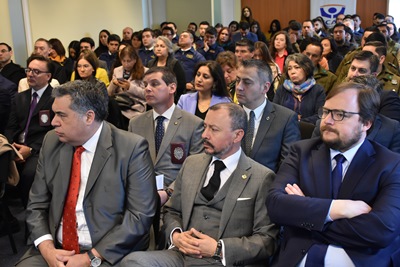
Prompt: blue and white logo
<box><xmin>320</xmin><ymin>4</ymin><xmax>346</xmax><ymax>28</ymax></box>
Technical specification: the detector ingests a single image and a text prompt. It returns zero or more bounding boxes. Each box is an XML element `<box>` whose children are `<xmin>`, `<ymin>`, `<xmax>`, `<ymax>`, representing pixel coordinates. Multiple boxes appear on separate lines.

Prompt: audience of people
<box><xmin>2</xmin><ymin>10</ymin><xmax>400</xmax><ymax>267</ymax></box>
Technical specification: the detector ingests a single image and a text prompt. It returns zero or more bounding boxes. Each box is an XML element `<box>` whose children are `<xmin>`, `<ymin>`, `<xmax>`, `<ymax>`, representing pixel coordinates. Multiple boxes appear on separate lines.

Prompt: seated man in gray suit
<box><xmin>128</xmin><ymin>67</ymin><xmax>203</xmax><ymax>205</ymax></box>
<box><xmin>16</xmin><ymin>80</ymin><xmax>157</xmax><ymax>267</ymax></box>
<box><xmin>236</xmin><ymin>59</ymin><xmax>301</xmax><ymax>172</ymax></box>
<box><xmin>121</xmin><ymin>103</ymin><xmax>279</xmax><ymax>266</ymax></box>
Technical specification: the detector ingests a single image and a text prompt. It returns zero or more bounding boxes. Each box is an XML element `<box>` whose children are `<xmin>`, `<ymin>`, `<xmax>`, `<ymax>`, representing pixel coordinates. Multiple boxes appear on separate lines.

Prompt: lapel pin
<box><xmin>174</xmin><ymin>121</ymin><xmax>178</xmax><ymax>125</ymax></box>
<box><xmin>266</xmin><ymin>116</ymin><xmax>270</xmax><ymax>120</ymax></box>
<box><xmin>242</xmin><ymin>174</ymin><xmax>247</xmax><ymax>179</ymax></box>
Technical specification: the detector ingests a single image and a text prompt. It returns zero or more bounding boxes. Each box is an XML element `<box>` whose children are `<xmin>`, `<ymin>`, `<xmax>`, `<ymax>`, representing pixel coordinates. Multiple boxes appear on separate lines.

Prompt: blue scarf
<box><xmin>283</xmin><ymin>78</ymin><xmax>316</xmax><ymax>94</ymax></box>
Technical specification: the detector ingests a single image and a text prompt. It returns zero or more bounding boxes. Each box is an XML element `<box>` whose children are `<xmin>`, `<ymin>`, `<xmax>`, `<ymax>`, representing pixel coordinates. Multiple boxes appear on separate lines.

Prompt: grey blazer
<box><xmin>164</xmin><ymin>151</ymin><xmax>279</xmax><ymax>266</ymax></box>
<box><xmin>248</xmin><ymin>101</ymin><xmax>301</xmax><ymax>172</ymax></box>
<box><xmin>25</xmin><ymin>122</ymin><xmax>157</xmax><ymax>265</ymax></box>
<box><xmin>129</xmin><ymin>107</ymin><xmax>204</xmax><ymax>186</ymax></box>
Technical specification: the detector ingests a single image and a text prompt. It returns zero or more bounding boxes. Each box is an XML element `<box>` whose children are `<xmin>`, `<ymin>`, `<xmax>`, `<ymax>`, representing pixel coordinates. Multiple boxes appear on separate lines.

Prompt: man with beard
<box><xmin>121</xmin><ymin>103</ymin><xmax>279</xmax><ymax>266</ymax></box>
<box><xmin>267</xmin><ymin>82</ymin><xmax>400</xmax><ymax>266</ymax></box>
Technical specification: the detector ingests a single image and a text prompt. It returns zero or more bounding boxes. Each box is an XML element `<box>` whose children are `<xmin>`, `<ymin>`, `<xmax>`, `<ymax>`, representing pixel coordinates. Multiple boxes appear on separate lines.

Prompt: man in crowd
<box><xmin>303</xmin><ymin>41</ymin><xmax>337</xmax><ymax>94</ymax></box>
<box><xmin>0</xmin><ymin>42</ymin><xmax>25</xmax><ymax>86</ymax></box>
<box><xmin>267</xmin><ymin>81</ymin><xmax>400</xmax><ymax>266</ymax></box>
<box><xmin>99</xmin><ymin>34</ymin><xmax>121</xmax><ymax>73</ymax></box>
<box><xmin>16</xmin><ymin>80</ymin><xmax>157</xmax><ymax>266</ymax></box>
<box><xmin>198</xmin><ymin>27</ymin><xmax>224</xmax><ymax>61</ymax></box>
<box><xmin>236</xmin><ymin>59</ymin><xmax>300</xmax><ymax>172</ymax></box>
<box><xmin>332</xmin><ymin>23</ymin><xmax>357</xmax><ymax>57</ymax></box>
<box><xmin>138</xmin><ymin>28</ymin><xmax>156</xmax><ymax>66</ymax></box>
<box><xmin>175</xmin><ymin>31</ymin><xmax>205</xmax><ymax>90</ymax></box>
<box><xmin>122</xmin><ymin>102</ymin><xmax>279</xmax><ymax>266</ymax></box>
<box><xmin>5</xmin><ymin>55</ymin><xmax>55</xmax><ymax>208</ymax></box>
<box><xmin>234</xmin><ymin>39</ymin><xmax>255</xmax><ymax>62</ymax></box>
<box><xmin>122</xmin><ymin>26</ymin><xmax>133</xmax><ymax>45</ymax></box>
<box><xmin>129</xmin><ymin>67</ymin><xmax>203</xmax><ymax>205</ymax></box>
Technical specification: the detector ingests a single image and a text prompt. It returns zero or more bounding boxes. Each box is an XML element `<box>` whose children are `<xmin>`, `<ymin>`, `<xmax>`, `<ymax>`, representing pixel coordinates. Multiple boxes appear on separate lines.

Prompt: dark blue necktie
<box><xmin>155</xmin><ymin>116</ymin><xmax>165</xmax><ymax>155</ymax></box>
<box><xmin>305</xmin><ymin>154</ymin><xmax>346</xmax><ymax>267</ymax></box>
<box><xmin>332</xmin><ymin>154</ymin><xmax>346</xmax><ymax>198</ymax></box>
<box><xmin>201</xmin><ymin>160</ymin><xmax>226</xmax><ymax>201</ymax></box>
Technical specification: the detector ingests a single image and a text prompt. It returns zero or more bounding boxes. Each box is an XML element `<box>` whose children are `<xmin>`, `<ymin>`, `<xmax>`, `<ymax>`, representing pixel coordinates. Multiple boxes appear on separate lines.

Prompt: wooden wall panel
<box><xmin>241</xmin><ymin>0</ymin><xmax>387</xmax><ymax>37</ymax></box>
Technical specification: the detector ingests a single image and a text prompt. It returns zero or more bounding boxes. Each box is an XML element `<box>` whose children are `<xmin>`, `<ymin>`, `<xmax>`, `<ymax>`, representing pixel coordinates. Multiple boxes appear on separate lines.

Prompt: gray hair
<box><xmin>156</xmin><ymin>36</ymin><xmax>174</xmax><ymax>54</ymax></box>
<box><xmin>209</xmin><ymin>103</ymin><xmax>247</xmax><ymax>133</ymax></box>
<box><xmin>52</xmin><ymin>80</ymin><xmax>108</xmax><ymax>121</ymax></box>
<box><xmin>241</xmin><ymin>59</ymin><xmax>273</xmax><ymax>84</ymax></box>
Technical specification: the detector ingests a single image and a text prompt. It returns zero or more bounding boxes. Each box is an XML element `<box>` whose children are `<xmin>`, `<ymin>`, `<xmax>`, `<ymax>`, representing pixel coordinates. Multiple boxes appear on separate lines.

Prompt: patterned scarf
<box><xmin>283</xmin><ymin>78</ymin><xmax>316</xmax><ymax>94</ymax></box>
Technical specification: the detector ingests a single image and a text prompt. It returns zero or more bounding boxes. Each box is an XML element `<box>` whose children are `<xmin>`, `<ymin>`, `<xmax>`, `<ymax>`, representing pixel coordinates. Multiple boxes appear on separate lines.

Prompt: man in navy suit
<box><xmin>236</xmin><ymin>59</ymin><xmax>300</xmax><ymax>172</ymax></box>
<box><xmin>5</xmin><ymin>55</ymin><xmax>55</xmax><ymax>207</ymax></box>
<box><xmin>267</xmin><ymin>82</ymin><xmax>400</xmax><ymax>266</ymax></box>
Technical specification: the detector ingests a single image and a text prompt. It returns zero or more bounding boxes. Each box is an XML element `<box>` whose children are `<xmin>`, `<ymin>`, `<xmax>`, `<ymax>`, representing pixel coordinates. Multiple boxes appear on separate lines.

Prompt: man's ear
<box><xmin>168</xmin><ymin>83</ymin><xmax>177</xmax><ymax>95</ymax></box>
<box><xmin>85</xmin><ymin>110</ymin><xmax>96</xmax><ymax>125</ymax></box>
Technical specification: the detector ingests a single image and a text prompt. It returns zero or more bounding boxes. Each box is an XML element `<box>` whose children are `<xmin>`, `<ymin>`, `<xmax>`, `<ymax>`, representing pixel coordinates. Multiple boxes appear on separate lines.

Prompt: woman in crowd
<box><xmin>94</xmin><ymin>29</ymin><xmax>110</xmax><ymax>57</ymax></box>
<box><xmin>147</xmin><ymin>36</ymin><xmax>186</xmax><ymax>102</ymax></box>
<box><xmin>240</xmin><ymin>6</ymin><xmax>255</xmax><ymax>25</ymax></box>
<box><xmin>131</xmin><ymin>31</ymin><xmax>143</xmax><ymax>51</ymax></box>
<box><xmin>250</xmin><ymin>21</ymin><xmax>268</xmax><ymax>45</ymax></box>
<box><xmin>216</xmin><ymin>51</ymin><xmax>239</xmax><ymax>103</ymax></box>
<box><xmin>321</xmin><ymin>37</ymin><xmax>343</xmax><ymax>73</ymax></box>
<box><xmin>273</xmin><ymin>53</ymin><xmax>325</xmax><ymax>124</ymax></box>
<box><xmin>68</xmin><ymin>40</ymin><xmax>80</xmax><ymax>61</ymax></box>
<box><xmin>108</xmin><ymin>46</ymin><xmax>147</xmax><ymax>128</ymax></box>
<box><xmin>269</xmin><ymin>31</ymin><xmax>294</xmax><ymax>73</ymax></box>
<box><xmin>266</xmin><ymin>19</ymin><xmax>281</xmax><ymax>41</ymax></box>
<box><xmin>253</xmin><ymin>41</ymin><xmax>281</xmax><ymax>100</ymax></box>
<box><xmin>229</xmin><ymin>21</ymin><xmax>240</xmax><ymax>34</ymax></box>
<box><xmin>178</xmin><ymin>61</ymin><xmax>231</xmax><ymax>120</ymax></box>
<box><xmin>49</xmin><ymin>38</ymin><xmax>74</xmax><ymax>80</ymax></box>
<box><xmin>217</xmin><ymin>27</ymin><xmax>234</xmax><ymax>52</ymax></box>
<box><xmin>74</xmin><ymin>50</ymin><xmax>124</xmax><ymax>128</ymax></box>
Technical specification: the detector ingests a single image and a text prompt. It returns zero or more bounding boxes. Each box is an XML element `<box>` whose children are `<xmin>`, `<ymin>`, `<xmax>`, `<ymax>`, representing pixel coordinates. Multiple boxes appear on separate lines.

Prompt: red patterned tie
<box><xmin>62</xmin><ymin>146</ymin><xmax>85</xmax><ymax>252</ymax></box>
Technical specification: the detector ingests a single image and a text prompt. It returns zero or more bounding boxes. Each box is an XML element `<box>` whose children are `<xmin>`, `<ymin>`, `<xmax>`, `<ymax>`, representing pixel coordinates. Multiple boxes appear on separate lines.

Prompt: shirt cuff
<box><xmin>325</xmin><ymin>200</ymin><xmax>334</xmax><ymax>223</ymax></box>
<box><xmin>168</xmin><ymin>227</ymin><xmax>183</xmax><ymax>249</ymax></box>
<box><xmin>34</xmin><ymin>234</ymin><xmax>53</xmax><ymax>248</ymax></box>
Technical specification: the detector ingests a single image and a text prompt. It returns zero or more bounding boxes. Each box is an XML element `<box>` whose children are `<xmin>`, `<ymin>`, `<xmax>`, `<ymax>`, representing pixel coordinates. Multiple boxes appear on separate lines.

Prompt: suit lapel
<box><xmin>84</xmin><ymin>123</ymin><xmax>112</xmax><ymax>198</ymax></box>
<box><xmin>251</xmin><ymin>102</ymin><xmax>274</xmax><ymax>157</ymax></box>
<box><xmin>182</xmin><ymin>154</ymin><xmax>210</xmax><ymax>229</ymax></box>
<box><xmin>143</xmin><ymin>112</ymin><xmax>157</xmax><ymax>163</ymax></box>
<box><xmin>155</xmin><ymin>108</ymin><xmax>182</xmax><ymax>165</ymax></box>
<box><xmin>55</xmin><ymin>143</ymin><xmax>74</xmax><ymax>224</ymax></box>
<box><xmin>310</xmin><ymin>143</ymin><xmax>332</xmax><ymax>198</ymax></box>
<box><xmin>339</xmin><ymin>140</ymin><xmax>375</xmax><ymax>198</ymax></box>
<box><xmin>218</xmin><ymin>152</ymin><xmax>251</xmax><ymax>237</ymax></box>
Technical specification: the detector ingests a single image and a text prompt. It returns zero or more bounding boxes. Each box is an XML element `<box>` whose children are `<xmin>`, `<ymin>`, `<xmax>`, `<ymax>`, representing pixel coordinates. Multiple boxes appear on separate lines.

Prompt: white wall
<box><xmin>27</xmin><ymin>0</ymin><xmax>143</xmax><ymax>54</ymax></box>
<box><xmin>388</xmin><ymin>0</ymin><xmax>399</xmax><ymax>25</ymax></box>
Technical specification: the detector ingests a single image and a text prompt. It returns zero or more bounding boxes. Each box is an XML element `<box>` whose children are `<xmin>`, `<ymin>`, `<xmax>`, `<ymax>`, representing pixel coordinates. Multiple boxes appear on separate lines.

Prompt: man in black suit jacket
<box><xmin>267</xmin><ymin>82</ymin><xmax>400</xmax><ymax>266</ymax></box>
<box><xmin>0</xmin><ymin>42</ymin><xmax>25</xmax><ymax>86</ymax></box>
<box><xmin>5</xmin><ymin>55</ymin><xmax>55</xmax><ymax>207</ymax></box>
<box><xmin>235</xmin><ymin>59</ymin><xmax>300</xmax><ymax>172</ymax></box>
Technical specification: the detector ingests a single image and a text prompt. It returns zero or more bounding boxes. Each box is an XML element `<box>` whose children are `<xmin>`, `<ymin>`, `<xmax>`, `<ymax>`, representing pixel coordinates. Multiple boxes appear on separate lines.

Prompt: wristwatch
<box><xmin>212</xmin><ymin>240</ymin><xmax>223</xmax><ymax>261</ymax></box>
<box><xmin>87</xmin><ymin>249</ymin><xmax>102</xmax><ymax>267</ymax></box>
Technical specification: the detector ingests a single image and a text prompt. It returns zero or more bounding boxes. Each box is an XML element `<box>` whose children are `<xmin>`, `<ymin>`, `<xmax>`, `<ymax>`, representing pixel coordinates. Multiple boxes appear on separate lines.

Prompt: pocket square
<box><xmin>237</xmin><ymin>197</ymin><xmax>251</xmax><ymax>201</ymax></box>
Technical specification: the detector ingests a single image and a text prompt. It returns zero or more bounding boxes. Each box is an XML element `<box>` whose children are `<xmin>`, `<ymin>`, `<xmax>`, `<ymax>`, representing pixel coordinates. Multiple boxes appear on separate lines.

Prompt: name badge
<box><xmin>170</xmin><ymin>143</ymin><xmax>186</xmax><ymax>164</ymax></box>
<box><xmin>39</xmin><ymin>110</ymin><xmax>51</xmax><ymax>126</ymax></box>
<box><xmin>186</xmin><ymin>54</ymin><xmax>194</xmax><ymax>59</ymax></box>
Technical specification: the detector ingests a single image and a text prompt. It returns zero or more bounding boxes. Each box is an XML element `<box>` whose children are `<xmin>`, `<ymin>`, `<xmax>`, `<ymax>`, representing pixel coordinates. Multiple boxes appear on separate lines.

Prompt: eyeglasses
<box><xmin>318</xmin><ymin>107</ymin><xmax>359</xmax><ymax>121</ymax></box>
<box><xmin>0</xmin><ymin>49</ymin><xmax>10</xmax><ymax>53</ymax></box>
<box><xmin>25</xmin><ymin>68</ymin><xmax>49</xmax><ymax>75</ymax></box>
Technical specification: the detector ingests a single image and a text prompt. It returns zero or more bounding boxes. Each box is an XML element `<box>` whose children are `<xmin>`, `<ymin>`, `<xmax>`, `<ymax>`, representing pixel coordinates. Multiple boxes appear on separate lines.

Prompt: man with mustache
<box><xmin>122</xmin><ymin>102</ymin><xmax>279</xmax><ymax>266</ymax></box>
<box><xmin>267</xmin><ymin>82</ymin><xmax>400</xmax><ymax>266</ymax></box>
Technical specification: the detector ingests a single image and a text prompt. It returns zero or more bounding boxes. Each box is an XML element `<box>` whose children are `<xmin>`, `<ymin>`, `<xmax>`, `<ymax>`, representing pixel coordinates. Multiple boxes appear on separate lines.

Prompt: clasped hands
<box><xmin>172</xmin><ymin>228</ymin><xmax>217</xmax><ymax>258</ymax></box>
<box><xmin>285</xmin><ymin>183</ymin><xmax>372</xmax><ymax>220</ymax></box>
